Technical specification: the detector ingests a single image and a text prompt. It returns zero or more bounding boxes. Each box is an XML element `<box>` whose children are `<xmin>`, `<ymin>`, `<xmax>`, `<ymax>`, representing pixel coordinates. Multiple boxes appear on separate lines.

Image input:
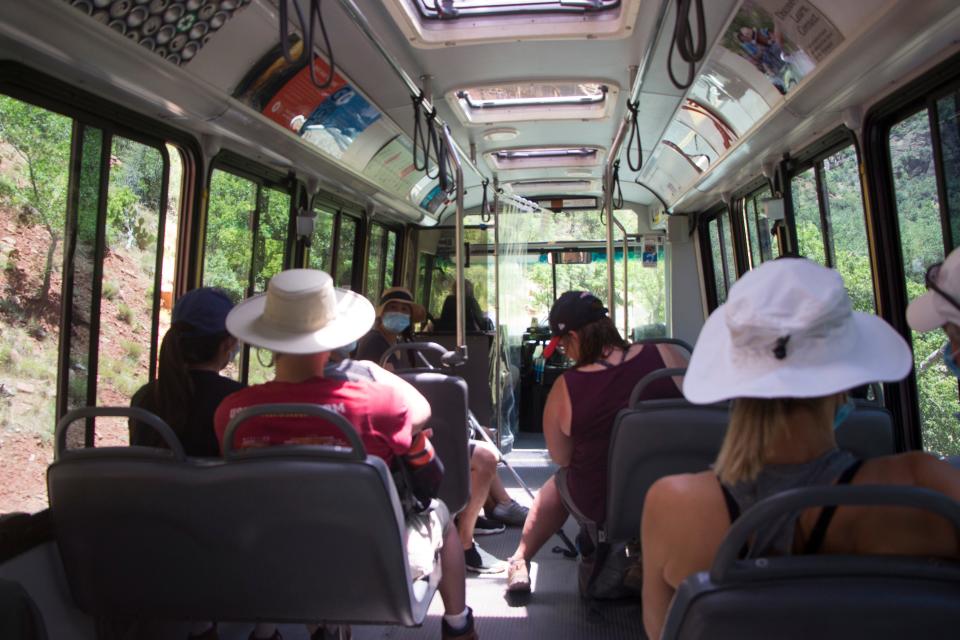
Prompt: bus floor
<box><xmin>216</xmin><ymin>433</ymin><xmax>646</xmax><ymax>640</ymax></box>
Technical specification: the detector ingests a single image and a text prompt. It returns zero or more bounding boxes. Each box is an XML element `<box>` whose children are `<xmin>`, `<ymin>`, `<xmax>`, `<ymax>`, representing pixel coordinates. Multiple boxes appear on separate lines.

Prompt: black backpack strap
<box><xmin>718</xmin><ymin>478</ymin><xmax>749</xmax><ymax>559</ymax></box>
<box><xmin>802</xmin><ymin>459</ymin><xmax>864</xmax><ymax>555</ymax></box>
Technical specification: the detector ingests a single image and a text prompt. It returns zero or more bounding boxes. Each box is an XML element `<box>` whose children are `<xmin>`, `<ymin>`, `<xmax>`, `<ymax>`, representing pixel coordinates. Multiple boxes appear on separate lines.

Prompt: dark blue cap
<box><xmin>172</xmin><ymin>287</ymin><xmax>233</xmax><ymax>337</ymax></box>
<box><xmin>543</xmin><ymin>291</ymin><xmax>608</xmax><ymax>357</ymax></box>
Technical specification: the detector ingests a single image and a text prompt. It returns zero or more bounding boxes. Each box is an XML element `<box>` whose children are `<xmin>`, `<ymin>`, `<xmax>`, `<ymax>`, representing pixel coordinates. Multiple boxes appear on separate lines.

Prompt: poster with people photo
<box><xmin>722</xmin><ymin>0</ymin><xmax>843</xmax><ymax>96</ymax></box>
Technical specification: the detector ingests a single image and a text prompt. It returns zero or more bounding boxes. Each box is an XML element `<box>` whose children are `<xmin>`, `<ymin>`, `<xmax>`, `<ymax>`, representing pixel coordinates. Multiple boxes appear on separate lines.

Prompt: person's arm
<box><xmin>655</xmin><ymin>343</ymin><xmax>690</xmax><ymax>389</ymax></box>
<box><xmin>907</xmin><ymin>451</ymin><xmax>960</xmax><ymax>501</ymax></box>
<box><xmin>641</xmin><ymin>478</ymin><xmax>681</xmax><ymax>640</ymax></box>
<box><xmin>543</xmin><ymin>375</ymin><xmax>574</xmax><ymax>466</ymax></box>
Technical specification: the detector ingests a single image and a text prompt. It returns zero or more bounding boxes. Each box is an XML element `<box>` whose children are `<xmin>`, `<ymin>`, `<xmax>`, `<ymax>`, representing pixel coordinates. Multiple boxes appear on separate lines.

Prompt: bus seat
<box><xmin>835</xmin><ymin>400</ymin><xmax>896</xmax><ymax>459</ymax></box>
<box><xmin>605</xmin><ymin>369</ymin><xmax>728</xmax><ymax>544</ymax></box>
<box><xmin>399</xmin><ymin>371</ymin><xmax>471</xmax><ymax>515</ymax></box>
<box><xmin>412</xmin><ymin>333</ymin><xmax>494</xmax><ymax>426</ymax></box>
<box><xmin>0</xmin><ymin>578</ymin><xmax>47</xmax><ymax>640</ymax></box>
<box><xmin>47</xmin><ymin>406</ymin><xmax>439</xmax><ymax>626</ymax></box>
<box><xmin>661</xmin><ymin>485</ymin><xmax>960</xmax><ymax>640</ymax></box>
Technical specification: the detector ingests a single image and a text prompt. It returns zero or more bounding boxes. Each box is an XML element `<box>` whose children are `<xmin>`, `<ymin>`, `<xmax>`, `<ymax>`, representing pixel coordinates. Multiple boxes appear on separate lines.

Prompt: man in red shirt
<box><xmin>213</xmin><ymin>268</ymin><xmax>477</xmax><ymax>640</ymax></box>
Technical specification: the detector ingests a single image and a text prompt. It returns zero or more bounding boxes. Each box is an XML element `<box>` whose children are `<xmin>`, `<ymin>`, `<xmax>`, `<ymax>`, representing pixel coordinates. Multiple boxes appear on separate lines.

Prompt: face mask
<box><xmin>336</xmin><ymin>340</ymin><xmax>358</xmax><ymax>358</ymax></box>
<box><xmin>833</xmin><ymin>396</ymin><xmax>856</xmax><ymax>430</ymax></box>
<box><xmin>382</xmin><ymin>311</ymin><xmax>411</xmax><ymax>334</ymax></box>
<box><xmin>942</xmin><ymin>342</ymin><xmax>960</xmax><ymax>378</ymax></box>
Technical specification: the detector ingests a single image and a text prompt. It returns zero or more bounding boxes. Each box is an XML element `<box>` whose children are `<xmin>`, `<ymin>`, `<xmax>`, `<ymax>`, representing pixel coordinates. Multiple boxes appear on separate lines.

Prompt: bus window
<box><xmin>743</xmin><ymin>186</ymin><xmax>776</xmax><ymax>264</ymax></box>
<box><xmin>336</xmin><ymin>214</ymin><xmax>358</xmax><ymax>289</ymax></box>
<box><xmin>385</xmin><ymin>229</ymin><xmax>398</xmax><ymax>288</ymax></box>
<box><xmin>203</xmin><ymin>169</ymin><xmax>256</xmax><ymax>301</ymax></box>
<box><xmin>891</xmin><ymin>107</ymin><xmax>959</xmax><ymax>456</ymax></box>
<box><xmin>308</xmin><ymin>207</ymin><xmax>335</xmax><ymax>272</ymax></box>
<box><xmin>790</xmin><ymin>144</ymin><xmax>875</xmax><ymax>313</ymax></box>
<box><xmin>96</xmin><ymin>136</ymin><xmax>174</xmax><ymax>424</ymax></box>
<box><xmin>366</xmin><ymin>223</ymin><xmax>386</xmax><ymax>302</ymax></box>
<box><xmin>707</xmin><ymin>217</ymin><xmax>727</xmax><ymax>303</ymax></box>
<box><xmin>416</xmin><ymin>251</ymin><xmax>433</xmax><ymax>308</ymax></box>
<box><xmin>935</xmin><ymin>91</ymin><xmax>960</xmax><ymax>246</ymax></box>
<box><xmin>0</xmin><ymin>95</ymin><xmax>72</xmax><ymax>513</ymax></box>
<box><xmin>791</xmin><ymin>167</ymin><xmax>827</xmax><ymax>265</ymax></box>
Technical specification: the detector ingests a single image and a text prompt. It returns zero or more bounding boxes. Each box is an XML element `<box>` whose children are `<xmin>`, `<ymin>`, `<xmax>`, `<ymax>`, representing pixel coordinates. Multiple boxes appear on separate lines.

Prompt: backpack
<box><xmin>576</xmin><ymin>530</ymin><xmax>643</xmax><ymax>600</ymax></box>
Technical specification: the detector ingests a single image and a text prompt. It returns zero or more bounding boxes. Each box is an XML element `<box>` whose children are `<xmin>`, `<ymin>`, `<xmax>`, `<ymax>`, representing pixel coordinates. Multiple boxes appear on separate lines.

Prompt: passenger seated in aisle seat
<box><xmin>641</xmin><ymin>258</ymin><xmax>960</xmax><ymax>640</ymax></box>
<box><xmin>331</xmin><ymin>344</ymin><xmax>521</xmax><ymax>573</ymax></box>
<box><xmin>213</xmin><ymin>270</ymin><xmax>478</xmax><ymax>640</ymax></box>
<box><xmin>130</xmin><ymin>287</ymin><xmax>243</xmax><ymax>457</ymax></box>
<box><xmin>355</xmin><ymin>286</ymin><xmax>424</xmax><ymax>371</ymax></box>
<box><xmin>506</xmin><ymin>291</ymin><xmax>686</xmax><ymax>594</ymax></box>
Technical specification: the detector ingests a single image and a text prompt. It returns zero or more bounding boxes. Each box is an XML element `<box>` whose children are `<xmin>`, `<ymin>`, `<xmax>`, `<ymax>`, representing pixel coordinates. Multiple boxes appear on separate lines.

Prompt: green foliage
<box><xmin>121</xmin><ymin>339</ymin><xmax>143</xmax><ymax>361</ymax></box>
<box><xmin>117</xmin><ymin>302</ymin><xmax>134</xmax><ymax>325</ymax></box>
<box><xmin>203</xmin><ymin>169</ymin><xmax>255</xmax><ymax>299</ymax></box>
<box><xmin>102</xmin><ymin>280</ymin><xmax>119</xmax><ymax>301</ymax></box>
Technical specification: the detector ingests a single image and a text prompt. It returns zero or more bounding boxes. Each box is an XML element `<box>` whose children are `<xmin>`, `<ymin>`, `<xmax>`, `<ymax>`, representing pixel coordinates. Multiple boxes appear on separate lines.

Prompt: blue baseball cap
<box><xmin>172</xmin><ymin>287</ymin><xmax>234</xmax><ymax>337</ymax></box>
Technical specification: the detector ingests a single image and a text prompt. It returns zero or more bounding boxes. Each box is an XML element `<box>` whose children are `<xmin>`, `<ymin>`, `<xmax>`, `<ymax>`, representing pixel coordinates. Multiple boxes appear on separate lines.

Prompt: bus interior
<box><xmin>2</xmin><ymin>0</ymin><xmax>960</xmax><ymax>638</ymax></box>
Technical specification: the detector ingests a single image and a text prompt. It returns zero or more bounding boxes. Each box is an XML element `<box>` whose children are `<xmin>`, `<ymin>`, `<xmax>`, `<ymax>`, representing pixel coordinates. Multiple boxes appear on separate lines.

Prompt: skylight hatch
<box><xmin>415</xmin><ymin>1</ymin><xmax>620</xmax><ymax>20</ymax></box>
<box><xmin>488</xmin><ymin>146</ymin><xmax>603</xmax><ymax>169</ymax></box>
<box><xmin>449</xmin><ymin>82</ymin><xmax>617</xmax><ymax>124</ymax></box>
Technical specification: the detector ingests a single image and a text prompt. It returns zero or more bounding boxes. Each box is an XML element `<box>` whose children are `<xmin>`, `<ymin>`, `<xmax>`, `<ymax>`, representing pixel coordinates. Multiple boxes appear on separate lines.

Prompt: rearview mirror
<box><xmin>548</xmin><ymin>251</ymin><xmax>592</xmax><ymax>265</ymax></box>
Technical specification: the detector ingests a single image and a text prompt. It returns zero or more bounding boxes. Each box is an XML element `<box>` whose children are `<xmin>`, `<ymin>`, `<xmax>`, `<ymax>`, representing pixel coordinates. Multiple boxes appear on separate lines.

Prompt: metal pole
<box><xmin>334</xmin><ymin>0</ymin><xmax>487</xmax><ymax>182</ymax></box>
<box><xmin>441</xmin><ymin>124</ymin><xmax>467</xmax><ymax>358</ymax></box>
<box><xmin>612</xmin><ymin>215</ymin><xmax>630</xmax><ymax>339</ymax></box>
<box><xmin>603</xmin><ymin>164</ymin><xmax>617</xmax><ymax>320</ymax></box>
<box><xmin>492</xmin><ymin>179</ymin><xmax>503</xmax><ymax>448</ymax></box>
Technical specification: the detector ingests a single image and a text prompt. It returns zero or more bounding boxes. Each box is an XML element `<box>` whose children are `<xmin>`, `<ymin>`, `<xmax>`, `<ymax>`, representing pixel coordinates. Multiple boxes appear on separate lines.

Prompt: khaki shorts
<box><xmin>405</xmin><ymin>499</ymin><xmax>451</xmax><ymax>580</ymax></box>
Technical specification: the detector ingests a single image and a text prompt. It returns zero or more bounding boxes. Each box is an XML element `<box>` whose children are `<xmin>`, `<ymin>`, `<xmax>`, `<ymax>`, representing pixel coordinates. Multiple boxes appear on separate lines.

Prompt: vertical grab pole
<box><xmin>613</xmin><ymin>216</ymin><xmax>630</xmax><ymax>340</ymax></box>
<box><xmin>604</xmin><ymin>164</ymin><xmax>617</xmax><ymax>323</ymax></box>
<box><xmin>493</xmin><ymin>179</ymin><xmax>502</xmax><ymax>447</ymax></box>
<box><xmin>442</xmin><ymin>124</ymin><xmax>467</xmax><ymax>359</ymax></box>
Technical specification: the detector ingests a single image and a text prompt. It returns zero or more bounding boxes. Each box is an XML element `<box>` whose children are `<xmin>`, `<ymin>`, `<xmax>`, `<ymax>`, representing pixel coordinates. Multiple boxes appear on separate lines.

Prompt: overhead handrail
<box><xmin>666</xmin><ymin>0</ymin><xmax>706</xmax><ymax>90</ymax></box>
<box><xmin>333</xmin><ymin>0</ymin><xmax>488</xmax><ymax>184</ymax></box>
<box><xmin>55</xmin><ymin>406</ymin><xmax>185</xmax><ymax>461</ymax></box>
<box><xmin>278</xmin><ymin>0</ymin><xmax>336</xmax><ymax>89</ymax></box>
<box><xmin>222</xmin><ymin>403</ymin><xmax>366</xmax><ymax>460</ymax></box>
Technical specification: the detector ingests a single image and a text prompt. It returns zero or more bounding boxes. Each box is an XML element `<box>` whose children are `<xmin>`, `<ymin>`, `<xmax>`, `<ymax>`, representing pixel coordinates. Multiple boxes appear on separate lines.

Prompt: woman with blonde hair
<box><xmin>641</xmin><ymin>258</ymin><xmax>960</xmax><ymax>639</ymax></box>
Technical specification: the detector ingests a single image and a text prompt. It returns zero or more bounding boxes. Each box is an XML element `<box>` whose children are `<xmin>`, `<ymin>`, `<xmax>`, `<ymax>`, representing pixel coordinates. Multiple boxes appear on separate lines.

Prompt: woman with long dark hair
<box><xmin>506</xmin><ymin>291</ymin><xmax>687</xmax><ymax>594</ymax></box>
<box><xmin>130</xmin><ymin>287</ymin><xmax>243</xmax><ymax>457</ymax></box>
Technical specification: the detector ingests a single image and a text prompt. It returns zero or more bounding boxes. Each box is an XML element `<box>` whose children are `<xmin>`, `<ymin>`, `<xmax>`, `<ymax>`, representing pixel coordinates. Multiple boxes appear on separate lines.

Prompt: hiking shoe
<box><xmin>473</xmin><ymin>515</ymin><xmax>506</xmax><ymax>536</ymax></box>
<box><xmin>442</xmin><ymin>606</ymin><xmax>478</xmax><ymax>639</ymax></box>
<box><xmin>487</xmin><ymin>500</ymin><xmax>529</xmax><ymax>527</ymax></box>
<box><xmin>506</xmin><ymin>558</ymin><xmax>531</xmax><ymax>593</ymax></box>
<box><xmin>464</xmin><ymin>542</ymin><xmax>507</xmax><ymax>574</ymax></box>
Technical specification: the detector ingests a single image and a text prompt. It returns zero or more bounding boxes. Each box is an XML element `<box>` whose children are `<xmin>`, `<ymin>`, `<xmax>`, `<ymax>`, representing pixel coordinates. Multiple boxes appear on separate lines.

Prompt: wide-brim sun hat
<box><xmin>683</xmin><ymin>258</ymin><xmax>913</xmax><ymax>404</ymax></box>
<box><xmin>377</xmin><ymin>286</ymin><xmax>426</xmax><ymax>323</ymax></box>
<box><xmin>907</xmin><ymin>246</ymin><xmax>960</xmax><ymax>331</ymax></box>
<box><xmin>225</xmin><ymin>269</ymin><xmax>374</xmax><ymax>355</ymax></box>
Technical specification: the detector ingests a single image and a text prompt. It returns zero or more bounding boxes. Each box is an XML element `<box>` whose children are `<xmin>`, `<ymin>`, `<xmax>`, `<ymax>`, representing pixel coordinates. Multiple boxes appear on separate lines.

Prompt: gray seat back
<box><xmin>662</xmin><ymin>485</ymin><xmax>960</xmax><ymax>640</ymax></box>
<box><xmin>605</xmin><ymin>369</ymin><xmax>728</xmax><ymax>543</ymax></box>
<box><xmin>47</xmin><ymin>405</ymin><xmax>438</xmax><ymax>626</ymax></box>
<box><xmin>605</xmin><ymin>372</ymin><xmax>896</xmax><ymax>544</ymax></box>
<box><xmin>398</xmin><ymin>371</ymin><xmax>471</xmax><ymax>515</ymax></box>
<box><xmin>411</xmin><ymin>333</ymin><xmax>494</xmax><ymax>426</ymax></box>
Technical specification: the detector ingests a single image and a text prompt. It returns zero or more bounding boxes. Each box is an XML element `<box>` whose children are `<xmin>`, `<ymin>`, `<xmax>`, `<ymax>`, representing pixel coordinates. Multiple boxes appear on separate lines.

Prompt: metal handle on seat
<box><xmin>629</xmin><ymin>367</ymin><xmax>686</xmax><ymax>408</ymax></box>
<box><xmin>55</xmin><ymin>406</ymin><xmax>184</xmax><ymax>461</ymax></box>
<box><xmin>381</xmin><ymin>341</ymin><xmax>464</xmax><ymax>370</ymax></box>
<box><xmin>222</xmin><ymin>403</ymin><xmax>367</xmax><ymax>460</ymax></box>
<box><xmin>711</xmin><ymin>485</ymin><xmax>960</xmax><ymax>583</ymax></box>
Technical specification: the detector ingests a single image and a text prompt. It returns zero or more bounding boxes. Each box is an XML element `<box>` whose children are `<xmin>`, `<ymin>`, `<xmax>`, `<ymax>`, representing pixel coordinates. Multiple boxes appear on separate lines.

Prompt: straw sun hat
<box><xmin>225</xmin><ymin>269</ymin><xmax>374</xmax><ymax>355</ymax></box>
<box><xmin>683</xmin><ymin>258</ymin><xmax>913</xmax><ymax>404</ymax></box>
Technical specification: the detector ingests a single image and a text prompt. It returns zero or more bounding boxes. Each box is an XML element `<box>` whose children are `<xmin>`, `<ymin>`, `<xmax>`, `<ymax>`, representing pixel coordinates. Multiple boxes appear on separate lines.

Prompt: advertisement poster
<box><xmin>642</xmin><ymin>236</ymin><xmax>659</xmax><ymax>268</ymax></box>
<box><xmin>419</xmin><ymin>184</ymin><xmax>448</xmax><ymax>214</ymax></box>
<box><xmin>721</xmin><ymin>0</ymin><xmax>843</xmax><ymax>95</ymax></box>
<box><xmin>360</xmin><ymin>136</ymin><xmax>420</xmax><ymax>199</ymax></box>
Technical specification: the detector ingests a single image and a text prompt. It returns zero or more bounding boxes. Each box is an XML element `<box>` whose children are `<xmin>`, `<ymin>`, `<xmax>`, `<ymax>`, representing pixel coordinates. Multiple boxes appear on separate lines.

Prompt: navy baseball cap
<box><xmin>543</xmin><ymin>291</ymin><xmax>608</xmax><ymax>357</ymax></box>
<box><xmin>172</xmin><ymin>287</ymin><xmax>234</xmax><ymax>337</ymax></box>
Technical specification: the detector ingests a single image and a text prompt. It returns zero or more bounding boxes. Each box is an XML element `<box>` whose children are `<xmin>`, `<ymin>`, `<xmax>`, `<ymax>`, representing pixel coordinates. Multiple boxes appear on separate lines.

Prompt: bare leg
<box><xmin>458</xmin><ymin>442</ymin><xmax>498</xmax><ymax>548</ymax></box>
<box><xmin>438</xmin><ymin>524</ymin><xmax>467</xmax><ymax>614</ymax></box>
<box><xmin>510</xmin><ymin>475</ymin><xmax>569</xmax><ymax>562</ymax></box>
<box><xmin>488</xmin><ymin>474</ymin><xmax>512</xmax><ymax>506</ymax></box>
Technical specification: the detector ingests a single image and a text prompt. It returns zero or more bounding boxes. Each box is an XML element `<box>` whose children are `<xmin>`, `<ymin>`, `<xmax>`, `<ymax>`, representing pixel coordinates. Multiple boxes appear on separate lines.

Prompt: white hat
<box><xmin>907</xmin><ymin>247</ymin><xmax>960</xmax><ymax>331</ymax></box>
<box><xmin>225</xmin><ymin>269</ymin><xmax>374</xmax><ymax>355</ymax></box>
<box><xmin>683</xmin><ymin>258</ymin><xmax>912</xmax><ymax>404</ymax></box>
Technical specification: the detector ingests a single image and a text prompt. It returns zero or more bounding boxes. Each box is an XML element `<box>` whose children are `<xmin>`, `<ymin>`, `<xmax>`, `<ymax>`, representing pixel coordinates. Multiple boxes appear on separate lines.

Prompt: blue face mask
<box><xmin>382</xmin><ymin>311</ymin><xmax>411</xmax><ymax>334</ymax></box>
<box><xmin>336</xmin><ymin>340</ymin><xmax>358</xmax><ymax>358</ymax></box>
<box><xmin>834</xmin><ymin>396</ymin><xmax>856</xmax><ymax>430</ymax></box>
<box><xmin>942</xmin><ymin>342</ymin><xmax>960</xmax><ymax>378</ymax></box>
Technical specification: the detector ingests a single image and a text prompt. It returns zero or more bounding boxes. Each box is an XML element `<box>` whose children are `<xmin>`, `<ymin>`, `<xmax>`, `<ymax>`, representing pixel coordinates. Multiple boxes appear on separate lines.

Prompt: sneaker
<box><xmin>464</xmin><ymin>542</ymin><xmax>507</xmax><ymax>574</ymax></box>
<box><xmin>473</xmin><ymin>515</ymin><xmax>506</xmax><ymax>536</ymax></box>
<box><xmin>442</xmin><ymin>606</ymin><xmax>478</xmax><ymax>639</ymax></box>
<box><xmin>506</xmin><ymin>558</ymin><xmax>531</xmax><ymax>593</ymax></box>
<box><xmin>488</xmin><ymin>500</ymin><xmax>529</xmax><ymax>527</ymax></box>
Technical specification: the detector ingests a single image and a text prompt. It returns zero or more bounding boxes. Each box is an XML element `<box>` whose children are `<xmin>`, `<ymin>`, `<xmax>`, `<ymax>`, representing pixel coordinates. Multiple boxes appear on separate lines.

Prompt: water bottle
<box><xmin>534</xmin><ymin>356</ymin><xmax>545</xmax><ymax>384</ymax></box>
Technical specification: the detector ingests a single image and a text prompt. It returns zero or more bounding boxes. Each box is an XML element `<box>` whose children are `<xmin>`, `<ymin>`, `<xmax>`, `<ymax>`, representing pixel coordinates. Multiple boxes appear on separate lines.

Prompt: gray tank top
<box><xmin>719</xmin><ymin>448</ymin><xmax>859</xmax><ymax>557</ymax></box>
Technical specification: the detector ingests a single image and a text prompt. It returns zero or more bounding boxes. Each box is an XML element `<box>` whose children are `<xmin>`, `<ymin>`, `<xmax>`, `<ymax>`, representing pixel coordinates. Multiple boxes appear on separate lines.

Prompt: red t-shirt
<box><xmin>213</xmin><ymin>376</ymin><xmax>413</xmax><ymax>464</ymax></box>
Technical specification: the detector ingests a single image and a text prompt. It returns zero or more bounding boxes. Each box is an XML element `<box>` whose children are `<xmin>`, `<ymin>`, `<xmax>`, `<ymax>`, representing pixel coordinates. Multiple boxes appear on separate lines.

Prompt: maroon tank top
<box><xmin>563</xmin><ymin>344</ymin><xmax>681</xmax><ymax>523</ymax></box>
